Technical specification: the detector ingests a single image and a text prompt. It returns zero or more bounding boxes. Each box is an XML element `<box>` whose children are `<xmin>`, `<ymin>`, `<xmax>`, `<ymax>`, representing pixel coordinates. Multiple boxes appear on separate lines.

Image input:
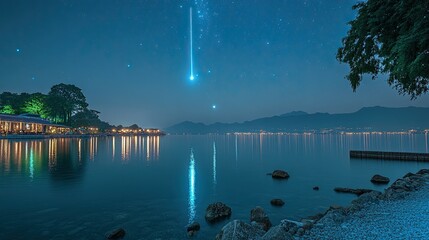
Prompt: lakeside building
<box><xmin>108</xmin><ymin>127</ymin><xmax>165</xmax><ymax>136</ymax></box>
<box><xmin>0</xmin><ymin>113</ymin><xmax>70</xmax><ymax>135</ymax></box>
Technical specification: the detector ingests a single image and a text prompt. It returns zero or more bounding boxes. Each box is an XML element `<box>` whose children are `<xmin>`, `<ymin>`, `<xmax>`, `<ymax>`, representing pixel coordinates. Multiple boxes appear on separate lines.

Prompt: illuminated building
<box><xmin>0</xmin><ymin>113</ymin><xmax>70</xmax><ymax>135</ymax></box>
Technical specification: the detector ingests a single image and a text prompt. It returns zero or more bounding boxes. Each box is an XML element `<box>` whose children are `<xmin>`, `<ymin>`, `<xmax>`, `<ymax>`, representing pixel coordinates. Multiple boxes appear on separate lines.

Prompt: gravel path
<box><xmin>301</xmin><ymin>184</ymin><xmax>429</xmax><ymax>240</ymax></box>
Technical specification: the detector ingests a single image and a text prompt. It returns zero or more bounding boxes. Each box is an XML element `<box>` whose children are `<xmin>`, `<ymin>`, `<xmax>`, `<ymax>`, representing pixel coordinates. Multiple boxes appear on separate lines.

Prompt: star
<box><xmin>212</xmin><ymin>105</ymin><xmax>216</xmax><ymax>109</ymax></box>
<box><xmin>16</xmin><ymin>48</ymin><xmax>20</xmax><ymax>52</ymax></box>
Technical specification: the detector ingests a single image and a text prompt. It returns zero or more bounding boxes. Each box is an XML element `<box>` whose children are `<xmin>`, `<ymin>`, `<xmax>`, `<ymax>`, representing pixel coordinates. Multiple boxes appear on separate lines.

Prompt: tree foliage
<box><xmin>70</xmin><ymin>109</ymin><xmax>110</xmax><ymax>130</ymax></box>
<box><xmin>337</xmin><ymin>0</ymin><xmax>429</xmax><ymax>99</ymax></box>
<box><xmin>0</xmin><ymin>105</ymin><xmax>16</xmax><ymax>114</ymax></box>
<box><xmin>0</xmin><ymin>83</ymin><xmax>114</xmax><ymax>130</ymax></box>
<box><xmin>21</xmin><ymin>93</ymin><xmax>48</xmax><ymax>118</ymax></box>
<box><xmin>0</xmin><ymin>92</ymin><xmax>30</xmax><ymax>114</ymax></box>
<box><xmin>47</xmin><ymin>83</ymin><xmax>88</xmax><ymax>124</ymax></box>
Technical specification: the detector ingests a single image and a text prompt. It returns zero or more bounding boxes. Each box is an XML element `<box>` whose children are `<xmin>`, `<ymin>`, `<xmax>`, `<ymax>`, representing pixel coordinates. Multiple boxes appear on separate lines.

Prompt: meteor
<box><xmin>189</xmin><ymin>7</ymin><xmax>194</xmax><ymax>81</ymax></box>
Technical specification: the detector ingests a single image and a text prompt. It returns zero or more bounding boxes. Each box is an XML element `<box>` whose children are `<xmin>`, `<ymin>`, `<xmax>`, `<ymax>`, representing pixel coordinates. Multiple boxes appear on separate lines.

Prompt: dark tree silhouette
<box><xmin>47</xmin><ymin>84</ymin><xmax>88</xmax><ymax>124</ymax></box>
<box><xmin>337</xmin><ymin>0</ymin><xmax>429</xmax><ymax>99</ymax></box>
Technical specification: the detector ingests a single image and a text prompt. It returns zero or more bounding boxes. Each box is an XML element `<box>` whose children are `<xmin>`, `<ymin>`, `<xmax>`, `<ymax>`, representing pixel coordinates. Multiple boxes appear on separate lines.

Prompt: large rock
<box><xmin>316</xmin><ymin>206</ymin><xmax>348</xmax><ymax>225</ymax></box>
<box><xmin>250</xmin><ymin>206</ymin><xmax>272</xmax><ymax>231</ymax></box>
<box><xmin>261</xmin><ymin>224</ymin><xmax>294</xmax><ymax>240</ymax></box>
<box><xmin>215</xmin><ymin>220</ymin><xmax>265</xmax><ymax>240</ymax></box>
<box><xmin>349</xmin><ymin>190</ymin><xmax>382</xmax><ymax>212</ymax></box>
<box><xmin>383</xmin><ymin>173</ymin><xmax>427</xmax><ymax>200</ymax></box>
<box><xmin>370</xmin><ymin>174</ymin><xmax>390</xmax><ymax>184</ymax></box>
<box><xmin>186</xmin><ymin>222</ymin><xmax>200</xmax><ymax>236</ymax></box>
<box><xmin>280</xmin><ymin>219</ymin><xmax>302</xmax><ymax>235</ymax></box>
<box><xmin>271</xmin><ymin>170</ymin><xmax>289</xmax><ymax>179</ymax></box>
<box><xmin>334</xmin><ymin>187</ymin><xmax>373</xmax><ymax>196</ymax></box>
<box><xmin>270</xmin><ymin>199</ymin><xmax>285</xmax><ymax>206</ymax></box>
<box><xmin>417</xmin><ymin>169</ymin><xmax>429</xmax><ymax>175</ymax></box>
<box><xmin>105</xmin><ymin>228</ymin><xmax>126</xmax><ymax>240</ymax></box>
<box><xmin>205</xmin><ymin>202</ymin><xmax>232</xmax><ymax>223</ymax></box>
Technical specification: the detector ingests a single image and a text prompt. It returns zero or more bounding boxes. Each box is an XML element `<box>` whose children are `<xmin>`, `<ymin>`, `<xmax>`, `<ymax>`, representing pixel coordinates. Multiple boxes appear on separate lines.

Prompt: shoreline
<box><xmin>0</xmin><ymin>133</ymin><xmax>165</xmax><ymax>140</ymax></box>
<box><xmin>215</xmin><ymin>169</ymin><xmax>429</xmax><ymax>239</ymax></box>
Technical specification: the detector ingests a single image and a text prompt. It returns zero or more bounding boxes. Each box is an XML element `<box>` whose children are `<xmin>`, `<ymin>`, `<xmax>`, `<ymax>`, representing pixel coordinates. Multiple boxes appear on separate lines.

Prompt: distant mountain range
<box><xmin>166</xmin><ymin>106</ymin><xmax>429</xmax><ymax>134</ymax></box>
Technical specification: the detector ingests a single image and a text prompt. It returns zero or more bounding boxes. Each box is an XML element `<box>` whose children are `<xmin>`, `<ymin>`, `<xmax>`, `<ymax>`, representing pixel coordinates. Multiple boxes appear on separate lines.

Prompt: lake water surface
<box><xmin>1</xmin><ymin>134</ymin><xmax>428</xmax><ymax>239</ymax></box>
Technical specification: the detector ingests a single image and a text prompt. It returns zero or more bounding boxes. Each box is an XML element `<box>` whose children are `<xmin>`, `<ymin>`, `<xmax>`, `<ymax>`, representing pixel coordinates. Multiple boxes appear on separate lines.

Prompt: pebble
<box><xmin>300</xmin><ymin>185</ymin><xmax>429</xmax><ymax>239</ymax></box>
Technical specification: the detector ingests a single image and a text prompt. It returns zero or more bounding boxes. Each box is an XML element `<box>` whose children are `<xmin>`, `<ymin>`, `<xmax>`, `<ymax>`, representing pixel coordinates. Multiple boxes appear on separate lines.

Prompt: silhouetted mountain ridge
<box><xmin>166</xmin><ymin>106</ymin><xmax>429</xmax><ymax>134</ymax></box>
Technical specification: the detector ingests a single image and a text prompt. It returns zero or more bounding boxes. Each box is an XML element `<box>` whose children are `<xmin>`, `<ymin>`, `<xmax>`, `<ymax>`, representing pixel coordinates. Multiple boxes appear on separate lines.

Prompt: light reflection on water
<box><xmin>0</xmin><ymin>134</ymin><xmax>428</xmax><ymax>238</ymax></box>
<box><xmin>188</xmin><ymin>148</ymin><xmax>196</xmax><ymax>224</ymax></box>
<box><xmin>213</xmin><ymin>141</ymin><xmax>217</xmax><ymax>185</ymax></box>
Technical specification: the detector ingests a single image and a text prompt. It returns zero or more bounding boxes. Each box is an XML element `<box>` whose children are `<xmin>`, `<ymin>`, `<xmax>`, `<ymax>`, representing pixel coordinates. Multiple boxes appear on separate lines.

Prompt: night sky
<box><xmin>1</xmin><ymin>0</ymin><xmax>428</xmax><ymax>128</ymax></box>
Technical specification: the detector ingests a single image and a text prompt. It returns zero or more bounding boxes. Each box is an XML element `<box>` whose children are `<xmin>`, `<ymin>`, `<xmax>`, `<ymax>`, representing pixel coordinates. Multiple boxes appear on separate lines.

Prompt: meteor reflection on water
<box><xmin>188</xmin><ymin>148</ymin><xmax>196</xmax><ymax>223</ymax></box>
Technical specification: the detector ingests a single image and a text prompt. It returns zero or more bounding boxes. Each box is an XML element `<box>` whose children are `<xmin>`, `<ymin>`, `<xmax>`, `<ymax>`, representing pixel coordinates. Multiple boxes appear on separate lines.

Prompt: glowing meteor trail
<box><xmin>189</xmin><ymin>7</ymin><xmax>194</xmax><ymax>81</ymax></box>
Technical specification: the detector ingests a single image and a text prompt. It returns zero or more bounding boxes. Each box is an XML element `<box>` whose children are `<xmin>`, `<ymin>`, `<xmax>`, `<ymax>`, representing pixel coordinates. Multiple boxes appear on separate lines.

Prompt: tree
<box><xmin>70</xmin><ymin>109</ymin><xmax>100</xmax><ymax>127</ymax></box>
<box><xmin>0</xmin><ymin>92</ymin><xmax>30</xmax><ymax>114</ymax></box>
<box><xmin>337</xmin><ymin>0</ymin><xmax>429</xmax><ymax>99</ymax></box>
<box><xmin>129</xmin><ymin>124</ymin><xmax>140</xmax><ymax>129</ymax></box>
<box><xmin>0</xmin><ymin>105</ymin><xmax>15</xmax><ymax>114</ymax></box>
<box><xmin>47</xmin><ymin>84</ymin><xmax>88</xmax><ymax>124</ymax></box>
<box><xmin>21</xmin><ymin>93</ymin><xmax>48</xmax><ymax>118</ymax></box>
<box><xmin>70</xmin><ymin>109</ymin><xmax>112</xmax><ymax>130</ymax></box>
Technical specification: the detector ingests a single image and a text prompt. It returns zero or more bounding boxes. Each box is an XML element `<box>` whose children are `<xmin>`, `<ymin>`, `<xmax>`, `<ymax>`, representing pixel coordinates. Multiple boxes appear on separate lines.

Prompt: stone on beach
<box><xmin>186</xmin><ymin>222</ymin><xmax>200</xmax><ymax>236</ymax></box>
<box><xmin>280</xmin><ymin>219</ymin><xmax>302</xmax><ymax>234</ymax></box>
<box><xmin>300</xmin><ymin>169</ymin><xmax>429</xmax><ymax>239</ymax></box>
<box><xmin>417</xmin><ymin>169</ymin><xmax>429</xmax><ymax>175</ymax></box>
<box><xmin>370</xmin><ymin>174</ymin><xmax>390</xmax><ymax>184</ymax></box>
<box><xmin>250</xmin><ymin>206</ymin><xmax>272</xmax><ymax>231</ymax></box>
<box><xmin>271</xmin><ymin>170</ymin><xmax>290</xmax><ymax>179</ymax></box>
<box><xmin>205</xmin><ymin>202</ymin><xmax>232</xmax><ymax>223</ymax></box>
<box><xmin>334</xmin><ymin>187</ymin><xmax>374</xmax><ymax>196</ymax></box>
<box><xmin>261</xmin><ymin>224</ymin><xmax>294</xmax><ymax>240</ymax></box>
<box><xmin>270</xmin><ymin>199</ymin><xmax>285</xmax><ymax>206</ymax></box>
<box><xmin>105</xmin><ymin>228</ymin><xmax>126</xmax><ymax>240</ymax></box>
<box><xmin>215</xmin><ymin>220</ymin><xmax>265</xmax><ymax>240</ymax></box>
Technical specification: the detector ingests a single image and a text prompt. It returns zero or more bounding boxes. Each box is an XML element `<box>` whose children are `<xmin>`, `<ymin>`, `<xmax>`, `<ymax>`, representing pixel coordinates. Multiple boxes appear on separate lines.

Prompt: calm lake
<box><xmin>1</xmin><ymin>134</ymin><xmax>428</xmax><ymax>239</ymax></box>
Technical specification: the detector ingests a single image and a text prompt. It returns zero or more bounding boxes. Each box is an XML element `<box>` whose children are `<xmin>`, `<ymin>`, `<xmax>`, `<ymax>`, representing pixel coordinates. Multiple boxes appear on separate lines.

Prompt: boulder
<box><xmin>417</xmin><ymin>169</ymin><xmax>429</xmax><ymax>175</ymax></box>
<box><xmin>186</xmin><ymin>222</ymin><xmax>200</xmax><ymax>236</ymax></box>
<box><xmin>105</xmin><ymin>228</ymin><xmax>126</xmax><ymax>240</ymax></box>
<box><xmin>250</xmin><ymin>206</ymin><xmax>272</xmax><ymax>231</ymax></box>
<box><xmin>382</xmin><ymin>171</ymin><xmax>427</xmax><ymax>200</ymax></box>
<box><xmin>187</xmin><ymin>222</ymin><xmax>200</xmax><ymax>232</ymax></box>
<box><xmin>280</xmin><ymin>219</ymin><xmax>302</xmax><ymax>235</ymax></box>
<box><xmin>296</xmin><ymin>228</ymin><xmax>305</xmax><ymax>236</ymax></box>
<box><xmin>316</xmin><ymin>206</ymin><xmax>348</xmax><ymax>225</ymax></box>
<box><xmin>261</xmin><ymin>224</ymin><xmax>294</xmax><ymax>240</ymax></box>
<box><xmin>370</xmin><ymin>174</ymin><xmax>390</xmax><ymax>184</ymax></box>
<box><xmin>403</xmin><ymin>172</ymin><xmax>416</xmax><ymax>178</ymax></box>
<box><xmin>334</xmin><ymin>187</ymin><xmax>373</xmax><ymax>196</ymax></box>
<box><xmin>272</xmin><ymin>170</ymin><xmax>289</xmax><ymax>179</ymax></box>
<box><xmin>215</xmin><ymin>220</ymin><xmax>265</xmax><ymax>240</ymax></box>
<box><xmin>306</xmin><ymin>212</ymin><xmax>325</xmax><ymax>222</ymax></box>
<box><xmin>349</xmin><ymin>190</ymin><xmax>382</xmax><ymax>212</ymax></box>
<box><xmin>270</xmin><ymin>199</ymin><xmax>285</xmax><ymax>206</ymax></box>
<box><xmin>205</xmin><ymin>202</ymin><xmax>232</xmax><ymax>223</ymax></box>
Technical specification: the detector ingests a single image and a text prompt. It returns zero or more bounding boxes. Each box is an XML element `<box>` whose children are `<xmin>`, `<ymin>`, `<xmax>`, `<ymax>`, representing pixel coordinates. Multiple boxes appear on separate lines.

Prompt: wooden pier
<box><xmin>350</xmin><ymin>150</ymin><xmax>429</xmax><ymax>162</ymax></box>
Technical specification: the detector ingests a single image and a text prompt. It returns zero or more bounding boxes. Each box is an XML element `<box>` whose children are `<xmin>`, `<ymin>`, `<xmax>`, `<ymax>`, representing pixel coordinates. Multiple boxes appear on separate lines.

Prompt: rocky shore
<box><xmin>214</xmin><ymin>169</ymin><xmax>429</xmax><ymax>240</ymax></box>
